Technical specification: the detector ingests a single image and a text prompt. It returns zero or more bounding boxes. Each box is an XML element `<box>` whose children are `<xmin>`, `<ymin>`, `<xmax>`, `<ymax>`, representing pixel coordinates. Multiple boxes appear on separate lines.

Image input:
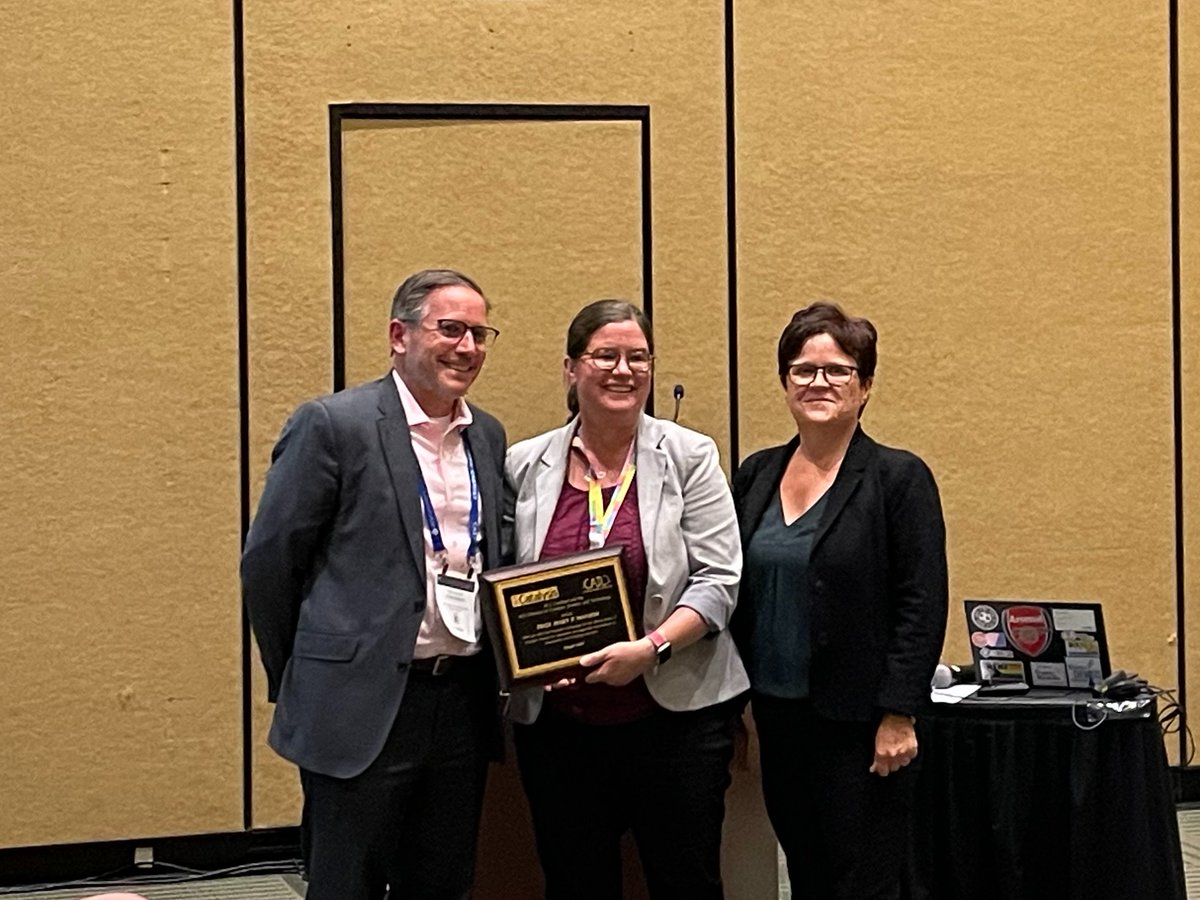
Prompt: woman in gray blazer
<box><xmin>504</xmin><ymin>300</ymin><xmax>748</xmax><ymax>900</ymax></box>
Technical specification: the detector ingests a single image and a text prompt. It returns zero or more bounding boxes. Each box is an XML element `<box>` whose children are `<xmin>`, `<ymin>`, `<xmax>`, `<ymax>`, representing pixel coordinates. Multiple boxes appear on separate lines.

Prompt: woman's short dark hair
<box><xmin>565</xmin><ymin>299</ymin><xmax>653</xmax><ymax>415</ymax></box>
<box><xmin>777</xmin><ymin>301</ymin><xmax>877</xmax><ymax>386</ymax></box>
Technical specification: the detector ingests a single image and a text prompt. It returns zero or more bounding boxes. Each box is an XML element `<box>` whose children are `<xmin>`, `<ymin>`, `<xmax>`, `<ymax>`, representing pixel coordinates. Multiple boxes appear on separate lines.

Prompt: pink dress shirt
<box><xmin>392</xmin><ymin>370</ymin><xmax>482</xmax><ymax>658</ymax></box>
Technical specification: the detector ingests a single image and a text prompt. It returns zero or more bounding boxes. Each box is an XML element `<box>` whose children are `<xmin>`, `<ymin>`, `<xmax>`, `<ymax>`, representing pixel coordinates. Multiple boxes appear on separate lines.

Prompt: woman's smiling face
<box><xmin>785</xmin><ymin>332</ymin><xmax>872</xmax><ymax>429</ymax></box>
<box><xmin>565</xmin><ymin>319</ymin><xmax>653</xmax><ymax>419</ymax></box>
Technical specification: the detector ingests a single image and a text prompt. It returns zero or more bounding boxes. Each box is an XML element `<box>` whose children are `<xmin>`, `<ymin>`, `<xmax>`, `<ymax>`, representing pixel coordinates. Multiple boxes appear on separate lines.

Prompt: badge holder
<box><xmin>435</xmin><ymin>558</ymin><xmax>481</xmax><ymax>643</ymax></box>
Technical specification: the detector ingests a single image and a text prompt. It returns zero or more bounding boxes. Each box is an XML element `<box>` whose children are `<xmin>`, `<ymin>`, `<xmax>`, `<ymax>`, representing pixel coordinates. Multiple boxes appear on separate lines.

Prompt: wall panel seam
<box><xmin>1169</xmin><ymin>0</ymin><xmax>1188</xmax><ymax>763</ymax></box>
<box><xmin>724</xmin><ymin>0</ymin><xmax>739</xmax><ymax>470</ymax></box>
<box><xmin>233</xmin><ymin>0</ymin><xmax>253</xmax><ymax>830</ymax></box>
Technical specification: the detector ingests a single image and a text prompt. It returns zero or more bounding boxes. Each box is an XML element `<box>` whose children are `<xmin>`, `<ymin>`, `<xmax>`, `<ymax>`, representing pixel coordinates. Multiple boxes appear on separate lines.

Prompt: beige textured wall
<box><xmin>341</xmin><ymin>117</ymin><xmax>645</xmax><ymax>442</ymax></box>
<box><xmin>0</xmin><ymin>2</ymin><xmax>241</xmax><ymax>845</ymax></box>
<box><xmin>1</xmin><ymin>0</ymin><xmax>1192</xmax><ymax>858</ymax></box>
<box><xmin>736</xmin><ymin>1</ymin><xmax>1177</xmax><ymax>729</ymax></box>
<box><xmin>244</xmin><ymin>0</ymin><xmax>731</xmax><ymax>827</ymax></box>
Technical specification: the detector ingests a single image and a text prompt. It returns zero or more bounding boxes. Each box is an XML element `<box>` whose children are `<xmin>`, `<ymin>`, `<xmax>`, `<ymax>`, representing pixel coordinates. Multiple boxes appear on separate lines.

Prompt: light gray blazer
<box><xmin>503</xmin><ymin>414</ymin><xmax>748</xmax><ymax>724</ymax></box>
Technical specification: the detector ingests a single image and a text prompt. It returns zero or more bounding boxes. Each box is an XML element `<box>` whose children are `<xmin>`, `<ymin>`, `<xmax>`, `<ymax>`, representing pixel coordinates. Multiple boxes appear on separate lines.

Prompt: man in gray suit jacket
<box><xmin>242</xmin><ymin>269</ymin><xmax>507</xmax><ymax>900</ymax></box>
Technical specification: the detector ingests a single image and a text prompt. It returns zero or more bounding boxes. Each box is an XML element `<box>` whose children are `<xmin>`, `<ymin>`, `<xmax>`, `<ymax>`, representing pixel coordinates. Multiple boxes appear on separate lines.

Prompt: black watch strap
<box><xmin>648</xmin><ymin>630</ymin><xmax>672</xmax><ymax>665</ymax></box>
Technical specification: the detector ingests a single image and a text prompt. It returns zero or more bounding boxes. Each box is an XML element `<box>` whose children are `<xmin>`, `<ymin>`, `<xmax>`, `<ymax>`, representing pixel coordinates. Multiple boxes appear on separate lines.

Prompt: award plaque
<box><xmin>480</xmin><ymin>546</ymin><xmax>637</xmax><ymax>690</ymax></box>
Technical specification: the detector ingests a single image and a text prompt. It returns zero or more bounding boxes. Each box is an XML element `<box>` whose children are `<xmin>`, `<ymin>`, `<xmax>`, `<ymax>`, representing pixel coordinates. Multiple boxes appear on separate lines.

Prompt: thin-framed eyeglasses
<box><xmin>787</xmin><ymin>363</ymin><xmax>859</xmax><ymax>386</ymax></box>
<box><xmin>420</xmin><ymin>318</ymin><xmax>500</xmax><ymax>348</ymax></box>
<box><xmin>578</xmin><ymin>348</ymin><xmax>654</xmax><ymax>372</ymax></box>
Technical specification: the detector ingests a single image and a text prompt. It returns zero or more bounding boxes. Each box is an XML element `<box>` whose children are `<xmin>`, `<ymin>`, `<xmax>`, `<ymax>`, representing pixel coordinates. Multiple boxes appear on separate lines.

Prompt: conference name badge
<box><xmin>435</xmin><ymin>570</ymin><xmax>480</xmax><ymax>643</ymax></box>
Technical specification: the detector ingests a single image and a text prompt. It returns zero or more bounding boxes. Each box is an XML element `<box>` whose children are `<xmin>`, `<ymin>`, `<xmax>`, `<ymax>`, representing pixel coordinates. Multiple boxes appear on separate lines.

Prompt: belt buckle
<box><xmin>431</xmin><ymin>654</ymin><xmax>453</xmax><ymax>676</ymax></box>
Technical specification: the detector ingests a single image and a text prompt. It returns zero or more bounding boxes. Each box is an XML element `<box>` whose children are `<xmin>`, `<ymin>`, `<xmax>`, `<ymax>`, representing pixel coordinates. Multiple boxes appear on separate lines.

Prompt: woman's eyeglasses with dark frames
<box><xmin>579</xmin><ymin>349</ymin><xmax>654</xmax><ymax>372</ymax></box>
<box><xmin>787</xmin><ymin>363</ymin><xmax>858</xmax><ymax>386</ymax></box>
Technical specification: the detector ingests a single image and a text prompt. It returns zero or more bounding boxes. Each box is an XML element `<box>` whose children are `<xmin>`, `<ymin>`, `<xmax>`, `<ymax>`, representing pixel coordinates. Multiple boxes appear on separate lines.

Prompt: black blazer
<box><xmin>731</xmin><ymin>427</ymin><xmax>948</xmax><ymax>722</ymax></box>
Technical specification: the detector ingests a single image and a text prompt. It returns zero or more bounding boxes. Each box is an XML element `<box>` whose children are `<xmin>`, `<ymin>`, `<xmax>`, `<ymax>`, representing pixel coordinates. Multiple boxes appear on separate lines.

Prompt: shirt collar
<box><xmin>391</xmin><ymin>369</ymin><xmax>473</xmax><ymax>431</ymax></box>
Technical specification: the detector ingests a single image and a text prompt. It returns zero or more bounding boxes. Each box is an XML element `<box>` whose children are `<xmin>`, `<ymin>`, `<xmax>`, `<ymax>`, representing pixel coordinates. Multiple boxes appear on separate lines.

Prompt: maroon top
<box><xmin>539</xmin><ymin>475</ymin><xmax>658</xmax><ymax>724</ymax></box>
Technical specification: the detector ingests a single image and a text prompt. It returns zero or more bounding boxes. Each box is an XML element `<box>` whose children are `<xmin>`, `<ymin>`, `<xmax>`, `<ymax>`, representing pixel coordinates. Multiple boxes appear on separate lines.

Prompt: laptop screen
<box><xmin>963</xmin><ymin>600</ymin><xmax>1111</xmax><ymax>689</ymax></box>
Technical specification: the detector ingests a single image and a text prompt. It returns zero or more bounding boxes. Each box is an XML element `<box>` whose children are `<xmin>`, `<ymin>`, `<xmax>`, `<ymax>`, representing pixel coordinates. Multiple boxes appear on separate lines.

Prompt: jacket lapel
<box><xmin>636</xmin><ymin>415</ymin><xmax>669</xmax><ymax>550</ymax></box>
<box><xmin>811</xmin><ymin>426</ymin><xmax>872</xmax><ymax>554</ymax></box>
<box><xmin>527</xmin><ymin>416</ymin><xmax>663</xmax><ymax>558</ymax></box>
<box><xmin>740</xmin><ymin>438</ymin><xmax>796</xmax><ymax>545</ymax></box>
<box><xmin>463</xmin><ymin>409</ymin><xmax>501</xmax><ymax>569</ymax></box>
<box><xmin>530</xmin><ymin>422</ymin><xmax>575</xmax><ymax>560</ymax></box>
<box><xmin>376</xmin><ymin>375</ymin><xmax>426</xmax><ymax>579</ymax></box>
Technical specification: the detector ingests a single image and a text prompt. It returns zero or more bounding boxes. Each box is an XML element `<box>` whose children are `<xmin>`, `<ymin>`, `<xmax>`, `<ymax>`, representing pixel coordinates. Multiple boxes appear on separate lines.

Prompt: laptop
<box><xmin>963</xmin><ymin>599</ymin><xmax>1112</xmax><ymax>690</ymax></box>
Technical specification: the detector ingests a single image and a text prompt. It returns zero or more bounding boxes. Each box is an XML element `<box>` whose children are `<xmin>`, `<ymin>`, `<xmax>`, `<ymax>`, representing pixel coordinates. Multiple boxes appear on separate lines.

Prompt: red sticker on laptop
<box><xmin>1002</xmin><ymin>605</ymin><xmax>1052</xmax><ymax>657</ymax></box>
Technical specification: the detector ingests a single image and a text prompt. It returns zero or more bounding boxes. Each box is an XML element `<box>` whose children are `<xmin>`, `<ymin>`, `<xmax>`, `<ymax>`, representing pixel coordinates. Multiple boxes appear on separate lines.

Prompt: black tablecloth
<box><xmin>908</xmin><ymin>692</ymin><xmax>1187</xmax><ymax>900</ymax></box>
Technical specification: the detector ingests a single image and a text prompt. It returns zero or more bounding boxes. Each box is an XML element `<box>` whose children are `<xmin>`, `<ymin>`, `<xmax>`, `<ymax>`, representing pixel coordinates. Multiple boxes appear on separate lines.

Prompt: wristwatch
<box><xmin>647</xmin><ymin>629</ymin><xmax>672</xmax><ymax>666</ymax></box>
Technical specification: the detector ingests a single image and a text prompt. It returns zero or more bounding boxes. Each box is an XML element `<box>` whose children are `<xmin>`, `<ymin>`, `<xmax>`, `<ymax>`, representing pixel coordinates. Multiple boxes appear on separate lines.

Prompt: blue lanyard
<box><xmin>415</xmin><ymin>430</ymin><xmax>480</xmax><ymax>571</ymax></box>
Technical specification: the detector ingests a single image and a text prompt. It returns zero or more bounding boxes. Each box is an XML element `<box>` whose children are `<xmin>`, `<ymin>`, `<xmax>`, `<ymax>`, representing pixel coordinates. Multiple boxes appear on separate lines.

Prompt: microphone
<box><xmin>672</xmin><ymin>384</ymin><xmax>685</xmax><ymax>423</ymax></box>
<box><xmin>931</xmin><ymin>662</ymin><xmax>976</xmax><ymax>689</ymax></box>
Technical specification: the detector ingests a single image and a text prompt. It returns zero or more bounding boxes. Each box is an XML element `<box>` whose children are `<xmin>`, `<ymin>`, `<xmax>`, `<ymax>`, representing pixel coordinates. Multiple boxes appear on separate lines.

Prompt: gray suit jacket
<box><xmin>503</xmin><ymin>414</ymin><xmax>748</xmax><ymax>724</ymax></box>
<box><xmin>241</xmin><ymin>374</ymin><xmax>507</xmax><ymax>778</ymax></box>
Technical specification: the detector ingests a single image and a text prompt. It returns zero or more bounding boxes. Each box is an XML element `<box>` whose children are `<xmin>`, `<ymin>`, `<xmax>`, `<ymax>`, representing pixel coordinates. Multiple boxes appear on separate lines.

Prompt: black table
<box><xmin>908</xmin><ymin>691</ymin><xmax>1187</xmax><ymax>900</ymax></box>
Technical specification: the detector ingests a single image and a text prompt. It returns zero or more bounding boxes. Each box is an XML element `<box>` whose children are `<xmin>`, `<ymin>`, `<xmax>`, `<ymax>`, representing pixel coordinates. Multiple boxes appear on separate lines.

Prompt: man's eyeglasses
<box><xmin>787</xmin><ymin>363</ymin><xmax>859</xmax><ymax>386</ymax></box>
<box><xmin>579</xmin><ymin>348</ymin><xmax>654</xmax><ymax>372</ymax></box>
<box><xmin>424</xmin><ymin>318</ymin><xmax>500</xmax><ymax>348</ymax></box>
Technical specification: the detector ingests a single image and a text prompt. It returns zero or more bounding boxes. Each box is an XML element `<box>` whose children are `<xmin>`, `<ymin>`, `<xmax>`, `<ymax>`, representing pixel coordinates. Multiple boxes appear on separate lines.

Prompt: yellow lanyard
<box><xmin>576</xmin><ymin>436</ymin><xmax>636</xmax><ymax>549</ymax></box>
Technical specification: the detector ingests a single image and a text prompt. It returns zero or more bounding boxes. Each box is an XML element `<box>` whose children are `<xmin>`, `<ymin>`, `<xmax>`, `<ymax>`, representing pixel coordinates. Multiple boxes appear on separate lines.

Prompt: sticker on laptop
<box><xmin>971</xmin><ymin>604</ymin><xmax>1000</xmax><ymax>630</ymax></box>
<box><xmin>1062</xmin><ymin>631</ymin><xmax>1100</xmax><ymax>656</ymax></box>
<box><xmin>979</xmin><ymin>648</ymin><xmax>1014</xmax><ymax>659</ymax></box>
<box><xmin>1002</xmin><ymin>605</ymin><xmax>1051</xmax><ymax>657</ymax></box>
<box><xmin>1065</xmin><ymin>657</ymin><xmax>1104</xmax><ymax>689</ymax></box>
<box><xmin>971</xmin><ymin>631</ymin><xmax>1006</xmax><ymax>648</ymax></box>
<box><xmin>1052</xmin><ymin>607</ymin><xmax>1097</xmax><ymax>633</ymax></box>
<box><xmin>1030</xmin><ymin>662</ymin><xmax>1069</xmax><ymax>687</ymax></box>
<box><xmin>980</xmin><ymin>659</ymin><xmax>1026</xmax><ymax>682</ymax></box>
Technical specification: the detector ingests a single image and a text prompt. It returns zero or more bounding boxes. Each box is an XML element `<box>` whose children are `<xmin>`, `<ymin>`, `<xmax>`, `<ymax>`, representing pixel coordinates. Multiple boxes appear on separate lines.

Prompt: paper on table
<box><xmin>930</xmin><ymin>684</ymin><xmax>982</xmax><ymax>704</ymax></box>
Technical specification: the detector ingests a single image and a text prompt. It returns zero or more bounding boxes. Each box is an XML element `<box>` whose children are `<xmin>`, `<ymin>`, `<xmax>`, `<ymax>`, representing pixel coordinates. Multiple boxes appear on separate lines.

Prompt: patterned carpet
<box><xmin>4</xmin><ymin>817</ymin><xmax>1200</xmax><ymax>899</ymax></box>
<box><xmin>1181</xmin><ymin>807</ymin><xmax>1200</xmax><ymax>898</ymax></box>
<box><xmin>0</xmin><ymin>874</ymin><xmax>304</xmax><ymax>899</ymax></box>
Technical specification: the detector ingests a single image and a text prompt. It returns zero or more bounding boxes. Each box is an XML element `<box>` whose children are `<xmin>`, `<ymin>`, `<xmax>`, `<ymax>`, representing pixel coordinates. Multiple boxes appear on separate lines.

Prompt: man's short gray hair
<box><xmin>389</xmin><ymin>269</ymin><xmax>488</xmax><ymax>322</ymax></box>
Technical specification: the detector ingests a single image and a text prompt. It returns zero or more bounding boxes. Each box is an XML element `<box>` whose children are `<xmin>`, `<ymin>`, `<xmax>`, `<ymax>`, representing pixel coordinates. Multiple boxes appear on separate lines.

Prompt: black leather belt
<box><xmin>409</xmin><ymin>654</ymin><xmax>474</xmax><ymax>677</ymax></box>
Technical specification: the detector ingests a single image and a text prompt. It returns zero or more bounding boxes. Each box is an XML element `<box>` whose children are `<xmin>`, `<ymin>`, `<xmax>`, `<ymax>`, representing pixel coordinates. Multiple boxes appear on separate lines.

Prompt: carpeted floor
<box><xmin>6</xmin><ymin>815</ymin><xmax>1200</xmax><ymax>900</ymax></box>
<box><xmin>1182</xmin><ymin>807</ymin><xmax>1200</xmax><ymax>898</ymax></box>
<box><xmin>0</xmin><ymin>874</ymin><xmax>305</xmax><ymax>899</ymax></box>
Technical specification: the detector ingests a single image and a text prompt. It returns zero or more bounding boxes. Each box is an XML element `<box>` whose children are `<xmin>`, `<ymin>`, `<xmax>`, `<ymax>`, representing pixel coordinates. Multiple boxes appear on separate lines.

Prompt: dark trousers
<box><xmin>513</xmin><ymin>698</ymin><xmax>742</xmax><ymax>900</ymax></box>
<box><xmin>300</xmin><ymin>663</ymin><xmax>492</xmax><ymax>900</ymax></box>
<box><xmin>751</xmin><ymin>693</ymin><xmax>917</xmax><ymax>900</ymax></box>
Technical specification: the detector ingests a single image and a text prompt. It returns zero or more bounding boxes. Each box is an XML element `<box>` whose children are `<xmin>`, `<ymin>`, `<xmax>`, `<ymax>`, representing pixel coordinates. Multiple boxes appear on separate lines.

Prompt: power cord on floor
<box><xmin>0</xmin><ymin>857</ymin><xmax>303</xmax><ymax>896</ymax></box>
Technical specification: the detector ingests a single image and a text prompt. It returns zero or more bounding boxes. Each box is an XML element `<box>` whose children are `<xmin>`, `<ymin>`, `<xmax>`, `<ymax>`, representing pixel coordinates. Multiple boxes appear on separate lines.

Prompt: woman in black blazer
<box><xmin>731</xmin><ymin>302</ymin><xmax>948</xmax><ymax>899</ymax></box>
